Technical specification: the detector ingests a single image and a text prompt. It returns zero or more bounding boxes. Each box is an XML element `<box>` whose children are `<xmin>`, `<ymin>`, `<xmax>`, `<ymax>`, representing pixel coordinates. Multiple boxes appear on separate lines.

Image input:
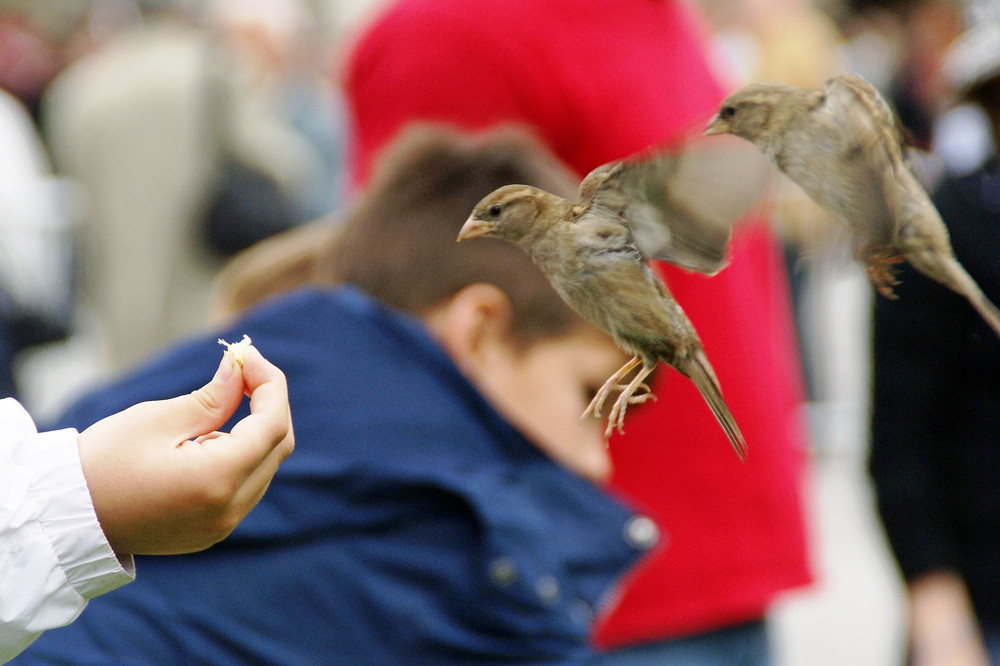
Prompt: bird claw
<box><xmin>627</xmin><ymin>383</ymin><xmax>656</xmax><ymax>405</ymax></box>
<box><xmin>579</xmin><ymin>358</ymin><xmax>658</xmax><ymax>440</ymax></box>
<box><xmin>582</xmin><ymin>393</ymin><xmax>607</xmax><ymax>421</ymax></box>
<box><xmin>581</xmin><ymin>356</ymin><xmax>642</xmax><ymax>422</ymax></box>
<box><xmin>607</xmin><ymin>397</ymin><xmax>630</xmax><ymax>439</ymax></box>
<box><xmin>859</xmin><ymin>246</ymin><xmax>903</xmax><ymax>299</ymax></box>
<box><xmin>605</xmin><ymin>388</ymin><xmax>654</xmax><ymax>438</ymax></box>
<box><xmin>867</xmin><ymin>262</ymin><xmax>901</xmax><ymax>299</ymax></box>
<box><xmin>599</xmin><ymin>366</ymin><xmax>656</xmax><ymax>442</ymax></box>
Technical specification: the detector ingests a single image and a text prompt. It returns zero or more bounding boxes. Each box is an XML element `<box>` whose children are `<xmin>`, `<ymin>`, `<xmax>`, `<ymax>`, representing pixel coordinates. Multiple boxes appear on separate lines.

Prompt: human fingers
<box><xmin>191</xmin><ymin>346</ymin><xmax>293</xmax><ymax>535</ymax></box>
<box><xmin>217</xmin><ymin>345</ymin><xmax>294</xmax><ymax>478</ymax></box>
<box><xmin>173</xmin><ymin>352</ymin><xmax>246</xmax><ymax>441</ymax></box>
<box><xmin>222</xmin><ymin>428</ymin><xmax>294</xmax><ymax>525</ymax></box>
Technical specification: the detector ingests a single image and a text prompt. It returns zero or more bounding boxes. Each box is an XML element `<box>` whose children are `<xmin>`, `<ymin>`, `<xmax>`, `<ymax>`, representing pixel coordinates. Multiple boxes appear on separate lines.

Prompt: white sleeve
<box><xmin>0</xmin><ymin>398</ymin><xmax>135</xmax><ymax>663</ymax></box>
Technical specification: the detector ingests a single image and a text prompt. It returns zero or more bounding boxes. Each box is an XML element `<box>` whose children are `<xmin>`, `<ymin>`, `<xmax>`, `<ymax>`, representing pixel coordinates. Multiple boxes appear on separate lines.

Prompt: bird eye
<box><xmin>488</xmin><ymin>203</ymin><xmax>503</xmax><ymax>217</ymax></box>
<box><xmin>720</xmin><ymin>105</ymin><xmax>736</xmax><ymax>119</ymax></box>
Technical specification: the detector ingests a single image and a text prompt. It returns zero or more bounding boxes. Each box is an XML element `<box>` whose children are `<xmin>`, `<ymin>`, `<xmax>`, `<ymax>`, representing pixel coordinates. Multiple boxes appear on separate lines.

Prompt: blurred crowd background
<box><xmin>1</xmin><ymin>0</ymin><xmax>997</xmax><ymax>663</ymax></box>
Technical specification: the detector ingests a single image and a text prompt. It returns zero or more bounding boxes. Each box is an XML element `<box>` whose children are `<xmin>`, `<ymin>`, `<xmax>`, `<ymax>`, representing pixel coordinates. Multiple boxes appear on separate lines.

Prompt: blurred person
<box><xmin>931</xmin><ymin>0</ymin><xmax>1000</xmax><ymax>175</ymax></box>
<box><xmin>342</xmin><ymin>1</ymin><xmax>812</xmax><ymax>663</ymax></box>
<box><xmin>887</xmin><ymin>0</ymin><xmax>965</xmax><ymax>151</ymax></box>
<box><xmin>40</xmin><ymin>0</ymin><xmax>345</xmax><ymax>373</ymax></box>
<box><xmin>0</xmin><ymin>1</ymin><xmax>139</xmax><ymax>120</ymax></box>
<box><xmin>205</xmin><ymin>0</ymin><xmax>348</xmax><ymax>223</ymax></box>
<box><xmin>0</xmin><ymin>7</ymin><xmax>68</xmax><ymax>119</ymax></box>
<box><xmin>0</xmin><ymin>88</ymin><xmax>75</xmax><ymax>400</ymax></box>
<box><xmin>703</xmin><ymin>0</ymin><xmax>844</xmax><ymax>90</ymax></box>
<box><xmin>1</xmin><ymin>344</ymin><xmax>294</xmax><ymax>663</ymax></box>
<box><xmin>16</xmin><ymin>126</ymin><xmax>657</xmax><ymax>664</ymax></box>
<box><xmin>870</xmin><ymin>18</ymin><xmax>1000</xmax><ymax>666</ymax></box>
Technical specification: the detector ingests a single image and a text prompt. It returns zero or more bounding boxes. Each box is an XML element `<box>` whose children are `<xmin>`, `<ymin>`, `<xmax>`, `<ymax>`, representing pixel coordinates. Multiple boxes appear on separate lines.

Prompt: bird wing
<box><xmin>829</xmin><ymin>74</ymin><xmax>906</xmax><ymax>148</ymax></box>
<box><xmin>583</xmin><ymin>137</ymin><xmax>768</xmax><ymax>275</ymax></box>
<box><xmin>822</xmin><ymin>75</ymin><xmax>906</xmax><ymax>242</ymax></box>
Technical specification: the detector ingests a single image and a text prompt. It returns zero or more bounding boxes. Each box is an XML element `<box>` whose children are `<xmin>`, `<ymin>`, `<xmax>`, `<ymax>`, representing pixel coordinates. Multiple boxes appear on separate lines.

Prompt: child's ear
<box><xmin>425</xmin><ymin>283</ymin><xmax>514</xmax><ymax>377</ymax></box>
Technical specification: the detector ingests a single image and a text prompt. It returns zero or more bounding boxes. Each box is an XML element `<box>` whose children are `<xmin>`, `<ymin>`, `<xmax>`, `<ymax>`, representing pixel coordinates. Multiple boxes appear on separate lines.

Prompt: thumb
<box><xmin>173</xmin><ymin>353</ymin><xmax>246</xmax><ymax>440</ymax></box>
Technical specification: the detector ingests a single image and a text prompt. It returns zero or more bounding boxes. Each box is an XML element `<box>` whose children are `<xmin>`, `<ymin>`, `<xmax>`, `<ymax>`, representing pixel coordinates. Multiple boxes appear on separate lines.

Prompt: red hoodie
<box><xmin>344</xmin><ymin>0</ymin><xmax>813</xmax><ymax>647</ymax></box>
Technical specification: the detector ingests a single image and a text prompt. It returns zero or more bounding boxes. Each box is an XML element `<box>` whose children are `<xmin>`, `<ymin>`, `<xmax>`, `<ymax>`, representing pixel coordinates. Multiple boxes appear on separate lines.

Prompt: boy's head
<box><xmin>333</xmin><ymin>125</ymin><xmax>625</xmax><ymax>480</ymax></box>
<box><xmin>215</xmin><ymin>125</ymin><xmax>625</xmax><ymax>480</ymax></box>
<box><xmin>324</xmin><ymin>125</ymin><xmax>579</xmax><ymax>348</ymax></box>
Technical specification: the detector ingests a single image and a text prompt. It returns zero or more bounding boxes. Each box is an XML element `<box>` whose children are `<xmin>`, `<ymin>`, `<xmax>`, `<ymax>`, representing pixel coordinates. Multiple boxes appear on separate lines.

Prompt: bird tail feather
<box><xmin>683</xmin><ymin>350</ymin><xmax>747</xmax><ymax>460</ymax></box>
<box><xmin>915</xmin><ymin>252</ymin><xmax>1000</xmax><ymax>339</ymax></box>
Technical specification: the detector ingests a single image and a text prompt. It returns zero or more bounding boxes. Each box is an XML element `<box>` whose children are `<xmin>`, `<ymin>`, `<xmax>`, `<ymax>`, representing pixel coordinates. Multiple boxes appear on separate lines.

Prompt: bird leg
<box><xmin>857</xmin><ymin>244</ymin><xmax>903</xmax><ymax>299</ymax></box>
<box><xmin>605</xmin><ymin>364</ymin><xmax>656</xmax><ymax>440</ymax></box>
<box><xmin>626</xmin><ymin>383</ymin><xmax>656</xmax><ymax>404</ymax></box>
<box><xmin>582</xmin><ymin>356</ymin><xmax>642</xmax><ymax>421</ymax></box>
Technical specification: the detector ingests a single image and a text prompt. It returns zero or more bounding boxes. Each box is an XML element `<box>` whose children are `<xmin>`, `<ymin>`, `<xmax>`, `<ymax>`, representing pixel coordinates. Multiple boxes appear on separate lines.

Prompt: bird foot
<box><xmin>605</xmin><ymin>390</ymin><xmax>647</xmax><ymax>439</ymax></box>
<box><xmin>605</xmin><ymin>396</ymin><xmax>630</xmax><ymax>440</ymax></box>
<box><xmin>626</xmin><ymin>383</ymin><xmax>656</xmax><ymax>405</ymax></box>
<box><xmin>582</xmin><ymin>388</ymin><xmax>610</xmax><ymax>422</ymax></box>
<box><xmin>867</xmin><ymin>262</ymin><xmax>902</xmax><ymax>299</ymax></box>
<box><xmin>859</xmin><ymin>246</ymin><xmax>903</xmax><ymax>299</ymax></box>
<box><xmin>601</xmin><ymin>366</ymin><xmax>656</xmax><ymax>441</ymax></box>
<box><xmin>581</xmin><ymin>356</ymin><xmax>642</xmax><ymax>422</ymax></box>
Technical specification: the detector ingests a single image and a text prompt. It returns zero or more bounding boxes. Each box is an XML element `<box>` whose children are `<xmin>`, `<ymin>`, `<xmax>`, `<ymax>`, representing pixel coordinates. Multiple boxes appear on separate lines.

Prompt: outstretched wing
<box><xmin>821</xmin><ymin>74</ymin><xmax>906</xmax><ymax>243</ymax></box>
<box><xmin>582</xmin><ymin>136</ymin><xmax>768</xmax><ymax>275</ymax></box>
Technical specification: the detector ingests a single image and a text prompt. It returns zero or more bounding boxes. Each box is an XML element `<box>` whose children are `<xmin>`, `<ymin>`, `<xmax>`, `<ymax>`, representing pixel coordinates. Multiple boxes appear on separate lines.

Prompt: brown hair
<box><xmin>213</xmin><ymin>124</ymin><xmax>583</xmax><ymax>348</ymax></box>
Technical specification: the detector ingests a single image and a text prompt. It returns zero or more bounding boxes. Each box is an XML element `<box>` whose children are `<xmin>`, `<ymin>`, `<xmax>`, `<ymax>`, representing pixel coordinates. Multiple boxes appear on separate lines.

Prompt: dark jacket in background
<box><xmin>870</xmin><ymin>160</ymin><xmax>1000</xmax><ymax>629</ymax></box>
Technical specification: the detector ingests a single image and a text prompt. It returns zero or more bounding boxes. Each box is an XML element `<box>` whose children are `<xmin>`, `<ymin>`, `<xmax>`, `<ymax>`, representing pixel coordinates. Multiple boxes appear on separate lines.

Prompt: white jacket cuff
<box><xmin>19</xmin><ymin>426</ymin><xmax>136</xmax><ymax>597</ymax></box>
<box><xmin>0</xmin><ymin>399</ymin><xmax>135</xmax><ymax>662</ymax></box>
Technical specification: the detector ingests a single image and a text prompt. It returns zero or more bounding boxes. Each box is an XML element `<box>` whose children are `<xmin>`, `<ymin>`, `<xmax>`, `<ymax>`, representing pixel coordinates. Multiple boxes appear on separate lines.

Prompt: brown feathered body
<box><xmin>459</xmin><ymin>170</ymin><xmax>747</xmax><ymax>459</ymax></box>
<box><xmin>706</xmin><ymin>74</ymin><xmax>1000</xmax><ymax>337</ymax></box>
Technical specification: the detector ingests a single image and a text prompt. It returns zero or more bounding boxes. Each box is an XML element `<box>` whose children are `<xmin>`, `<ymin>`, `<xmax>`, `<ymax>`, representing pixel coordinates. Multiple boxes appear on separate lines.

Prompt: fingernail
<box><xmin>214</xmin><ymin>353</ymin><xmax>237</xmax><ymax>383</ymax></box>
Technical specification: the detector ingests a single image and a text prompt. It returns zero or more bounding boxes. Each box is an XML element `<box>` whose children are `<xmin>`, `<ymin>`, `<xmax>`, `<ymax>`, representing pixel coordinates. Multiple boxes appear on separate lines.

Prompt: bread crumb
<box><xmin>218</xmin><ymin>334</ymin><xmax>252</xmax><ymax>366</ymax></box>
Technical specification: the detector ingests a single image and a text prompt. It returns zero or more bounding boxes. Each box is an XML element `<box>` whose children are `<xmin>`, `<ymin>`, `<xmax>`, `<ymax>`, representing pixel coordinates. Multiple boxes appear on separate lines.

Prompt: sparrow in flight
<box><xmin>458</xmin><ymin>139</ymin><xmax>762</xmax><ymax>459</ymax></box>
<box><xmin>706</xmin><ymin>73</ymin><xmax>1000</xmax><ymax>338</ymax></box>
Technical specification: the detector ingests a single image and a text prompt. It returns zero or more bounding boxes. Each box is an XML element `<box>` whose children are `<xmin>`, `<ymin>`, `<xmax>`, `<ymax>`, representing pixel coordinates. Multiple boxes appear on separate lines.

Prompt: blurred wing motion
<box><xmin>820</xmin><ymin>75</ymin><xmax>905</xmax><ymax>245</ymax></box>
<box><xmin>586</xmin><ymin>135</ymin><xmax>769</xmax><ymax>274</ymax></box>
<box><xmin>827</xmin><ymin>74</ymin><xmax>904</xmax><ymax>146</ymax></box>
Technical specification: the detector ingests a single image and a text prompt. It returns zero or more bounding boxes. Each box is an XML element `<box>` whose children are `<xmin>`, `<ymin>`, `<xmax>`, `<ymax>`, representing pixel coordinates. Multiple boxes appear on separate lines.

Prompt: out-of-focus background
<box><xmin>1</xmin><ymin>0</ymin><xmax>996</xmax><ymax>663</ymax></box>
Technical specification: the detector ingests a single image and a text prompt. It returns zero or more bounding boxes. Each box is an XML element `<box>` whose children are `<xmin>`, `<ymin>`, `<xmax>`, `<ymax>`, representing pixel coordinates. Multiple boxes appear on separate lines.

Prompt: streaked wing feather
<box><xmin>823</xmin><ymin>75</ymin><xmax>906</xmax><ymax>242</ymax></box>
<box><xmin>829</xmin><ymin>74</ymin><xmax>905</xmax><ymax>147</ymax></box>
<box><xmin>588</xmin><ymin>138</ymin><xmax>767</xmax><ymax>274</ymax></box>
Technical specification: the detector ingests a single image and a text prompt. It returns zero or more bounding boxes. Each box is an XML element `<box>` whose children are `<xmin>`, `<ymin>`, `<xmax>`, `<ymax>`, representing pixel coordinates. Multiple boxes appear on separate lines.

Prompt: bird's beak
<box><xmin>457</xmin><ymin>216</ymin><xmax>492</xmax><ymax>241</ymax></box>
<box><xmin>704</xmin><ymin>114</ymin><xmax>729</xmax><ymax>136</ymax></box>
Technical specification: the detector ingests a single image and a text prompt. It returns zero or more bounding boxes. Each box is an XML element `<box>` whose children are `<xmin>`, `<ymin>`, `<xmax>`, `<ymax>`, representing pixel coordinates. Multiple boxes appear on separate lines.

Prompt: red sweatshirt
<box><xmin>344</xmin><ymin>0</ymin><xmax>813</xmax><ymax>648</ymax></box>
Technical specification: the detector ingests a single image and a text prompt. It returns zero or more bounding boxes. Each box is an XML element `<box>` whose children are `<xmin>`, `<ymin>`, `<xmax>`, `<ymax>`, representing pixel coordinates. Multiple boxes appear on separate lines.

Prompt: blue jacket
<box><xmin>17</xmin><ymin>287</ymin><xmax>652</xmax><ymax>664</ymax></box>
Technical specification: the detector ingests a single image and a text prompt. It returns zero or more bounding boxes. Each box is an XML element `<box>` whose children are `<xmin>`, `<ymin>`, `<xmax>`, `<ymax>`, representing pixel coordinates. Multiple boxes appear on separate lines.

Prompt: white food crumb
<box><xmin>218</xmin><ymin>334</ymin><xmax>252</xmax><ymax>366</ymax></box>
